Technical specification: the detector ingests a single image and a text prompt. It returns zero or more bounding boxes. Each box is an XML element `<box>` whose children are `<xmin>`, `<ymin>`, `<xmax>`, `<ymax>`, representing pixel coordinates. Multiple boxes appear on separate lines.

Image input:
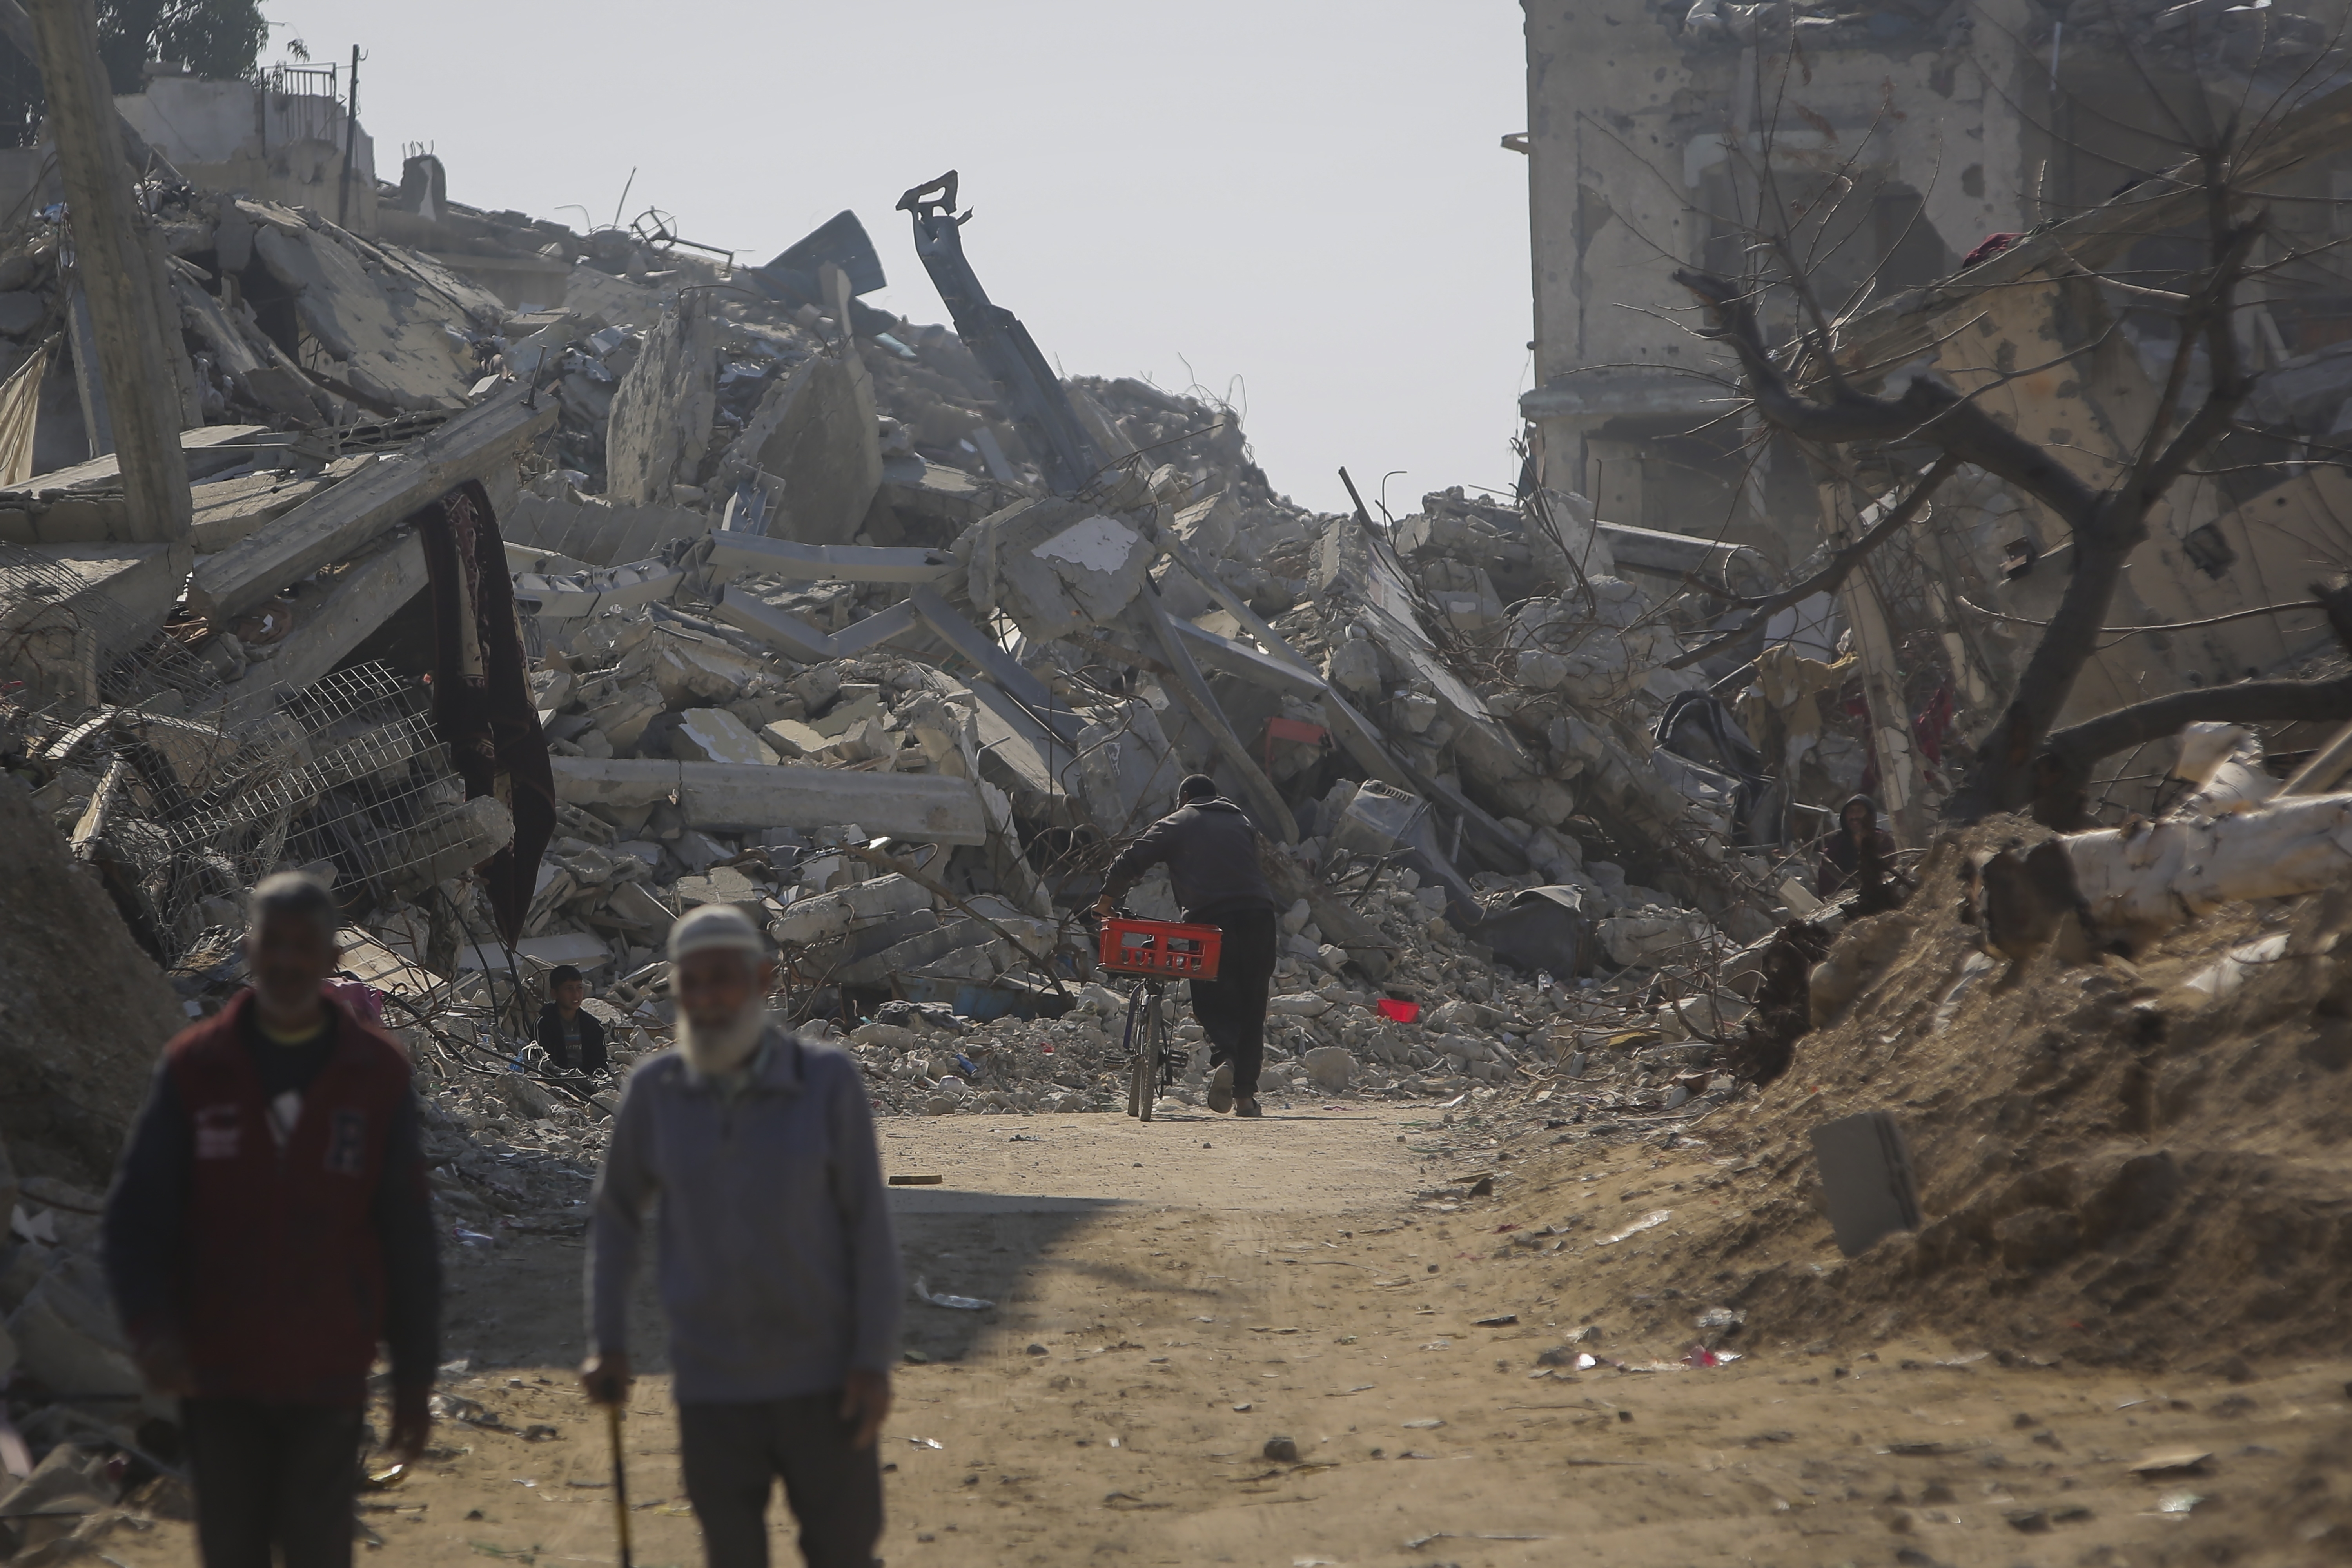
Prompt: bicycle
<box><xmin>1094</xmin><ymin>911</ymin><xmax>1223</xmax><ymax>1124</ymax></box>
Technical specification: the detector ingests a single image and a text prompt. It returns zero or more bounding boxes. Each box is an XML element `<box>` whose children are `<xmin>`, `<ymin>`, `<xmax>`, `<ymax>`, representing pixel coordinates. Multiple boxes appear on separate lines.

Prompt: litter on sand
<box><xmin>913</xmin><ymin>1278</ymin><xmax>994</xmax><ymax>1310</ymax></box>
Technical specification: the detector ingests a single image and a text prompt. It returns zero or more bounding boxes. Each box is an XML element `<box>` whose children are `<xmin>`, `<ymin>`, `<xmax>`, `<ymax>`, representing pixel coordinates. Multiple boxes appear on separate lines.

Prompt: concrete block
<box><xmin>601</xmin><ymin>880</ymin><xmax>674</xmax><ymax>930</ymax></box>
<box><xmin>771</xmin><ymin>893</ymin><xmax>853</xmax><ymax>945</ymax></box>
<box><xmin>586</xmin><ymin>682</ymin><xmax>664</xmax><ymax>752</ymax></box>
<box><xmin>1809</xmin><ymin>1111</ymin><xmax>1923</xmax><ymax>1258</ymax></box>
<box><xmin>725</xmin><ymin>353</ymin><xmax>881</xmax><ymax>545</ymax></box>
<box><xmin>760</xmin><ymin>717</ymin><xmax>829</xmax><ymax>758</ymax></box>
<box><xmin>841</xmin><ymin>873</ymin><xmax>931</xmax><ymax>922</ymax></box>
<box><xmin>809</xmin><ymin>693</ymin><xmax>885</xmax><ymax>740</ymax></box>
<box><xmin>965</xmin><ymin>497</ymin><xmax>1153</xmax><ymax>641</ymax></box>
<box><xmin>648</xmin><ymin>629</ymin><xmax>764</xmax><ymax>707</ymax></box>
<box><xmin>1302</xmin><ymin>1044</ymin><xmax>1354</xmax><ymax>1091</ymax></box>
<box><xmin>384</xmin><ymin>794</ymin><xmax>517</xmax><ymax>900</ymax></box>
<box><xmin>672</xmin><ymin>708</ymin><xmax>779</xmax><ymax>767</ymax></box>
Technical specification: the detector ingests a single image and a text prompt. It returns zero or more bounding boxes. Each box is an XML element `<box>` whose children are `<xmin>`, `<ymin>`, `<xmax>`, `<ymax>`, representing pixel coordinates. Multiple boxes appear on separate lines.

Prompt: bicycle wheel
<box><xmin>1137</xmin><ymin>999</ymin><xmax>1160</xmax><ymax>1122</ymax></box>
<box><xmin>1122</xmin><ymin>986</ymin><xmax>1143</xmax><ymax>1118</ymax></box>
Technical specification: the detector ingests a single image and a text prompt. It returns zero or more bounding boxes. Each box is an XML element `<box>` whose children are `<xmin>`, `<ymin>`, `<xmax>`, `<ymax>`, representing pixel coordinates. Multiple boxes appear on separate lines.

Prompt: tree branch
<box><xmin>2129</xmin><ymin>205</ymin><xmax>2265</xmax><ymax>517</ymax></box>
<box><xmin>1664</xmin><ymin>454</ymin><xmax>1958</xmax><ymax>670</ymax></box>
<box><xmin>2033</xmin><ymin>575</ymin><xmax>2352</xmax><ymax>824</ymax></box>
<box><xmin>1673</xmin><ymin>267</ymin><xmax>2104</xmax><ymax>531</ymax></box>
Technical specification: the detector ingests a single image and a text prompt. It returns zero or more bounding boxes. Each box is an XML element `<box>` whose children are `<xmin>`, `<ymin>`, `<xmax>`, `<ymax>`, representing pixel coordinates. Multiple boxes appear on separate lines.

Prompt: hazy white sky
<box><xmin>268</xmin><ymin>1</ymin><xmax>1534</xmax><ymax>517</ymax></box>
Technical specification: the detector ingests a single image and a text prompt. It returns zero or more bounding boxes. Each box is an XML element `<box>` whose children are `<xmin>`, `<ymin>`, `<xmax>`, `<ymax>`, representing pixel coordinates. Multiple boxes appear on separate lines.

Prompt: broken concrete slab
<box><xmin>644</xmin><ymin>626</ymin><xmax>768</xmax><ymax>708</ymax></box>
<box><xmin>244</xmin><ymin>203</ymin><xmax>491</xmax><ymax>410</ymax></box>
<box><xmin>605</xmin><ymin>294</ymin><xmax>719</xmax><ymax>505</ymax></box>
<box><xmin>0</xmin><ymin>770</ymin><xmax>185</xmax><ymax>1190</ymax></box>
<box><xmin>187</xmin><ymin>463</ymin><xmax>354</xmax><ymax>552</ymax></box>
<box><xmin>0</xmin><ymin>543</ymin><xmax>188</xmax><ymax>664</ymax></box>
<box><xmin>504</xmin><ymin>489</ymin><xmax>707</xmax><ymax>567</ymax></box>
<box><xmin>1129</xmin><ymin>591</ymin><xmax>1297</xmax><ymax>843</ymax></box>
<box><xmin>704</xmin><ymin>530</ymin><xmax>958</xmax><ymax>585</ymax></box>
<box><xmin>906</xmin><ymin>586</ymin><xmax>1083</xmax><ymax>744</ymax></box>
<box><xmin>583</xmin><ymin>681</ymin><xmax>663</xmax><ymax>752</ymax></box>
<box><xmin>0</xmin><ymin>423</ymin><xmax>274</xmax><ymax>498</ymax></box>
<box><xmin>1173</xmin><ymin>617</ymin><xmax>1327</xmax><ymax>702</ymax></box>
<box><xmin>557</xmin><ymin>262</ymin><xmax>674</xmax><ymax>330</ymax></box>
<box><xmin>171</xmin><ymin>267</ymin><xmax>327</xmax><ymax>422</ymax></box>
<box><xmin>188</xmin><ymin>385</ymin><xmax>555</xmax><ymax>621</ymax></box>
<box><xmin>549</xmin><ymin>757</ymin><xmax>988</xmax><ymax>844</ymax></box>
<box><xmin>964</xmin><ymin>680</ymin><xmax>1073</xmax><ymax>803</ymax></box>
<box><xmin>965</xmin><ymin>498</ymin><xmax>1154</xmax><ymax>641</ymax></box>
<box><xmin>867</xmin><ymin>457</ymin><xmax>994</xmax><ymax>542</ymax></box>
<box><xmin>513</xmin><ymin>556</ymin><xmax>685</xmax><ymax>622</ymax></box>
<box><xmin>671</xmin><ymin>707</ymin><xmax>779</xmax><ymax>767</ymax></box>
<box><xmin>209</xmin><ymin>529</ymin><xmax>429</xmax><ymax>723</ymax></box>
<box><xmin>714</xmin><ymin>586</ymin><xmax>836</xmax><ymax>664</ymax></box>
<box><xmin>382</xmin><ymin>794</ymin><xmax>517</xmax><ymax>900</ymax></box>
<box><xmin>719</xmin><ymin>352</ymin><xmax>881</xmax><ymax>545</ymax></box>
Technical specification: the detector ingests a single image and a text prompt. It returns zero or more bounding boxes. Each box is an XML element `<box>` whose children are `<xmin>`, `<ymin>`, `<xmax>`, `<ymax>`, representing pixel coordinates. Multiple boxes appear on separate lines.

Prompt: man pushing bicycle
<box><xmin>1094</xmin><ymin>774</ymin><xmax>1281</xmax><ymax>1118</ymax></box>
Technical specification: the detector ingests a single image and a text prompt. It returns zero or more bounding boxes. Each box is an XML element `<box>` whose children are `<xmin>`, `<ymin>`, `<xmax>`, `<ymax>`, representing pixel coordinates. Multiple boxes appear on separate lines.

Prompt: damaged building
<box><xmin>1518</xmin><ymin>0</ymin><xmax>2352</xmax><ymax>831</ymax></box>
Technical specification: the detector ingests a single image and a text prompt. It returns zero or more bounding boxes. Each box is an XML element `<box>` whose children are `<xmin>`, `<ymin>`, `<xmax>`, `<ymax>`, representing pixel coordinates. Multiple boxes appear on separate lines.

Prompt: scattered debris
<box><xmin>911</xmin><ymin>1278</ymin><xmax>992</xmax><ymax>1312</ymax></box>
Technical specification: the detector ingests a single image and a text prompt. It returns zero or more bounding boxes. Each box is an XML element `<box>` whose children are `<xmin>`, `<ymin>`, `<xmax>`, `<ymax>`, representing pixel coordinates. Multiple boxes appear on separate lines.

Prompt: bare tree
<box><xmin>1670</xmin><ymin>75</ymin><xmax>2352</xmax><ymax>825</ymax></box>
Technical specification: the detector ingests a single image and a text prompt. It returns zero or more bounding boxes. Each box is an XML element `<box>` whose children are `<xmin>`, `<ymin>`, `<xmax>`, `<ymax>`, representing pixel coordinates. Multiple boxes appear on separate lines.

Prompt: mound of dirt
<box><xmin>0</xmin><ymin>777</ymin><xmax>185</xmax><ymax>1187</ymax></box>
<box><xmin>1509</xmin><ymin>813</ymin><xmax>2352</xmax><ymax>1370</ymax></box>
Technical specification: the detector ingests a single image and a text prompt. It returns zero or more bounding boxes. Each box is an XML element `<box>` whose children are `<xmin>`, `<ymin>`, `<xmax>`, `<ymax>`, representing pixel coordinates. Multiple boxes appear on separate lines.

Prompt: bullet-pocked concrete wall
<box><xmin>1523</xmin><ymin>0</ymin><xmax>2038</xmax><ymax>517</ymax></box>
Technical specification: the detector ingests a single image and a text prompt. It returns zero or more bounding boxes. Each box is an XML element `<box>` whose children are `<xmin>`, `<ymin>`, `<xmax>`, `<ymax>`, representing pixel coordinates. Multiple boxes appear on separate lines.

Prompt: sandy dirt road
<box><xmin>97</xmin><ymin>1099</ymin><xmax>2352</xmax><ymax>1567</ymax></box>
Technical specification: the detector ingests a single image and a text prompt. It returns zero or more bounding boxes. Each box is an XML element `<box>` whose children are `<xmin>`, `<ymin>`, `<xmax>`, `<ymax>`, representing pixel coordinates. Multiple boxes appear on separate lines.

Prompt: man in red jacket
<box><xmin>104</xmin><ymin>872</ymin><xmax>441</xmax><ymax>1568</ymax></box>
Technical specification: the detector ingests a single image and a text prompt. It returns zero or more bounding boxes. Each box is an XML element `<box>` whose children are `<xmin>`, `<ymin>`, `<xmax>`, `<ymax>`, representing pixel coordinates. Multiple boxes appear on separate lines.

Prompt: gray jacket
<box><xmin>588</xmin><ymin>1028</ymin><xmax>901</xmax><ymax>1403</ymax></box>
<box><xmin>1101</xmin><ymin>798</ymin><xmax>1279</xmax><ymax>921</ymax></box>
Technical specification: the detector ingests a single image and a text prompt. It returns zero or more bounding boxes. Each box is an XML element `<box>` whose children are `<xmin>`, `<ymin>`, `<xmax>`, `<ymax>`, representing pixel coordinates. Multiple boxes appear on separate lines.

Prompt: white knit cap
<box><xmin>667</xmin><ymin>904</ymin><xmax>765</xmax><ymax>962</ymax></box>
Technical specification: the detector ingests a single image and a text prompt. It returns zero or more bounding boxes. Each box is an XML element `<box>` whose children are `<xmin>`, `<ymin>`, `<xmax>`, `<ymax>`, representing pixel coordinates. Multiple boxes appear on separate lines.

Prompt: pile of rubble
<box><xmin>0</xmin><ymin>142</ymin><xmax>1852</xmax><ymax>1147</ymax></box>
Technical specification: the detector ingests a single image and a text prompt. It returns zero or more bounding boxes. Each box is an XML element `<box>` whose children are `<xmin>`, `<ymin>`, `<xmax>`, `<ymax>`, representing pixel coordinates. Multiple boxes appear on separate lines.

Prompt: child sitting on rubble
<box><xmin>1815</xmin><ymin>794</ymin><xmax>1912</xmax><ymax>915</ymax></box>
<box><xmin>536</xmin><ymin>965</ymin><xmax>607</xmax><ymax>1081</ymax></box>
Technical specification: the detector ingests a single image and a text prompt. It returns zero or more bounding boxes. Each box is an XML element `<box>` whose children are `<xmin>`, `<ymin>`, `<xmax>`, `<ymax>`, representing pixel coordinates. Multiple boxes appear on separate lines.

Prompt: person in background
<box><xmin>1815</xmin><ymin>793</ymin><xmax>1910</xmax><ymax>914</ymax></box>
<box><xmin>536</xmin><ymin>964</ymin><xmax>605</xmax><ymax>1078</ymax></box>
<box><xmin>582</xmin><ymin>905</ymin><xmax>900</xmax><ymax>1568</ymax></box>
<box><xmin>1094</xmin><ymin>773</ymin><xmax>1282</xmax><ymax>1119</ymax></box>
<box><xmin>103</xmin><ymin>871</ymin><xmax>439</xmax><ymax>1568</ymax></box>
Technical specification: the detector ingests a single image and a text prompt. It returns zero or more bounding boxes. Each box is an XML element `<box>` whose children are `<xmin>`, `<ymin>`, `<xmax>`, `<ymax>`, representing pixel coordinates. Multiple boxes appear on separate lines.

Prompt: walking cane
<box><xmin>604</xmin><ymin>1401</ymin><xmax>634</xmax><ymax>1568</ymax></box>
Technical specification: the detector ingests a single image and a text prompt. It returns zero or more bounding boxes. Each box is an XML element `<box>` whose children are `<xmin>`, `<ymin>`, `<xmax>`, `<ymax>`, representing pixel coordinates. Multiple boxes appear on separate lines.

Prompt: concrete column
<box><xmin>25</xmin><ymin>0</ymin><xmax>192</xmax><ymax>544</ymax></box>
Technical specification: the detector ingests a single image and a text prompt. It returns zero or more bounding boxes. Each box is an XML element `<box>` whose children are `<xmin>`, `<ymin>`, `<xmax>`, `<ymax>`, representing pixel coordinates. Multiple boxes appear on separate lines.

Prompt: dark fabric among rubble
<box><xmin>417</xmin><ymin>479</ymin><xmax>554</xmax><ymax>947</ymax></box>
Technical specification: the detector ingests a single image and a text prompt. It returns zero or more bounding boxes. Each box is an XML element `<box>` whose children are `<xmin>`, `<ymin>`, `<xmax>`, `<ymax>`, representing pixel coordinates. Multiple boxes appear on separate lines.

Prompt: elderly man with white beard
<box><xmin>581</xmin><ymin>905</ymin><xmax>901</xmax><ymax>1568</ymax></box>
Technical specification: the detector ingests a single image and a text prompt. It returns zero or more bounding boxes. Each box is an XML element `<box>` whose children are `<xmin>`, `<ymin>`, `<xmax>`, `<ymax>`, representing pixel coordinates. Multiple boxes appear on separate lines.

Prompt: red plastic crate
<box><xmin>1097</xmin><ymin>916</ymin><xmax>1223</xmax><ymax>979</ymax></box>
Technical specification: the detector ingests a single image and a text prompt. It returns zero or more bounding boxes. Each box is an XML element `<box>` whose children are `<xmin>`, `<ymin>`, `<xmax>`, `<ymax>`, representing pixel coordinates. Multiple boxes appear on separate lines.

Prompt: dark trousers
<box><xmin>180</xmin><ymin>1398</ymin><xmax>361</xmax><ymax>1568</ymax></box>
<box><xmin>678</xmin><ymin>1394</ymin><xmax>883</xmax><ymax>1568</ymax></box>
<box><xmin>1189</xmin><ymin>906</ymin><xmax>1278</xmax><ymax>1098</ymax></box>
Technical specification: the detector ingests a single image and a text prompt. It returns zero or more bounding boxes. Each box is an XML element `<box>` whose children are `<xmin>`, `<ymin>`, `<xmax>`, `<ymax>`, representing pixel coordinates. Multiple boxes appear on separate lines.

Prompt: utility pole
<box><xmin>22</xmin><ymin>0</ymin><xmax>191</xmax><ymax>544</ymax></box>
<box><xmin>336</xmin><ymin>44</ymin><xmax>359</xmax><ymax>229</ymax></box>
